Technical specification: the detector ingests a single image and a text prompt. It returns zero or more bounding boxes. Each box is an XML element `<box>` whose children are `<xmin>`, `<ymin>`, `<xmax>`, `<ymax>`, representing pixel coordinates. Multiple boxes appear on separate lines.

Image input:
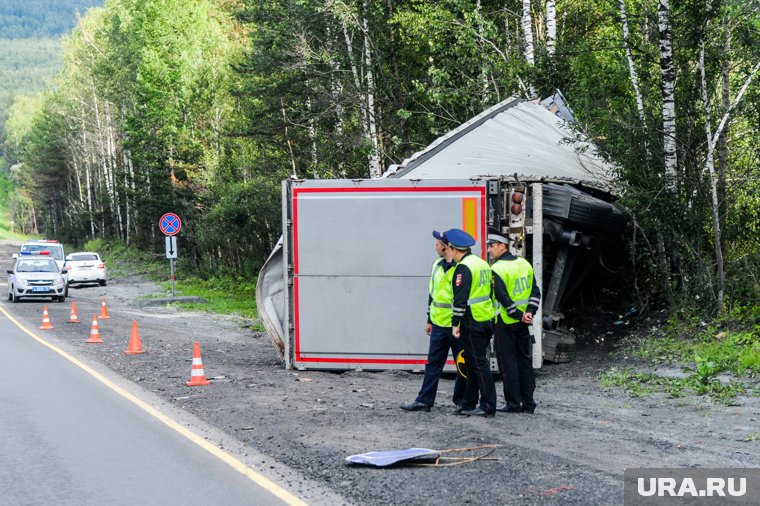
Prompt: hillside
<box><xmin>0</xmin><ymin>0</ymin><xmax>103</xmax><ymax>151</ymax></box>
<box><xmin>0</xmin><ymin>0</ymin><xmax>101</xmax><ymax>38</ymax></box>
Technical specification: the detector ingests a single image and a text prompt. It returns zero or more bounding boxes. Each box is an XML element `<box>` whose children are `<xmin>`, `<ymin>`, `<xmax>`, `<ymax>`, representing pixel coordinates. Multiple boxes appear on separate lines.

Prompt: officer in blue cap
<box><xmin>488</xmin><ymin>226</ymin><xmax>541</xmax><ymax>413</ymax></box>
<box><xmin>447</xmin><ymin>228</ymin><xmax>497</xmax><ymax>417</ymax></box>
<box><xmin>401</xmin><ymin>230</ymin><xmax>465</xmax><ymax>412</ymax></box>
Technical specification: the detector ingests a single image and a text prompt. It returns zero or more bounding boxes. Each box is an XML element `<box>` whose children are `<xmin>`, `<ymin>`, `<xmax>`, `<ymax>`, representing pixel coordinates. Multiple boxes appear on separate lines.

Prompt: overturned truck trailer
<box><xmin>257</xmin><ymin>95</ymin><xmax>624</xmax><ymax>371</ymax></box>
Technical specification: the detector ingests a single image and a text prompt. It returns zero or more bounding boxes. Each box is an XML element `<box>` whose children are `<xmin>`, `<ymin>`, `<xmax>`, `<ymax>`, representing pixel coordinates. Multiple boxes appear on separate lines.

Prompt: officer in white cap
<box><xmin>400</xmin><ymin>230</ymin><xmax>465</xmax><ymax>412</ymax></box>
<box><xmin>446</xmin><ymin>228</ymin><xmax>496</xmax><ymax>417</ymax></box>
<box><xmin>487</xmin><ymin>226</ymin><xmax>541</xmax><ymax>413</ymax></box>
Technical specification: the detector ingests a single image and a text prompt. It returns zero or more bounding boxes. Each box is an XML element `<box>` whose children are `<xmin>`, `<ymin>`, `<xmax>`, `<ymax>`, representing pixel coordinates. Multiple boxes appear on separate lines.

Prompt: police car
<box><xmin>16</xmin><ymin>240</ymin><xmax>66</xmax><ymax>267</ymax></box>
<box><xmin>12</xmin><ymin>240</ymin><xmax>69</xmax><ymax>293</ymax></box>
<box><xmin>7</xmin><ymin>254</ymin><xmax>67</xmax><ymax>302</ymax></box>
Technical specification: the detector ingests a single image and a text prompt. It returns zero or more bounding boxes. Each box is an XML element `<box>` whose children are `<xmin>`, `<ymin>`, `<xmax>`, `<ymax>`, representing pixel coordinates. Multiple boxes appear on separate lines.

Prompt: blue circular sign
<box><xmin>159</xmin><ymin>213</ymin><xmax>182</xmax><ymax>236</ymax></box>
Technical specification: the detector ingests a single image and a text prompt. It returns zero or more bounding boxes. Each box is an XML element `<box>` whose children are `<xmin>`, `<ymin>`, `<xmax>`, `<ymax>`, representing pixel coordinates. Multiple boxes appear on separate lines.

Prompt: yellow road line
<box><xmin>0</xmin><ymin>305</ymin><xmax>307</xmax><ymax>506</ymax></box>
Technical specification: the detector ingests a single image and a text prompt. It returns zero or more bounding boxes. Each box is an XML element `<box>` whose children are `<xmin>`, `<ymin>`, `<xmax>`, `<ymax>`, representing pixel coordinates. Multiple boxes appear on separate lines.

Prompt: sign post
<box><xmin>159</xmin><ymin>213</ymin><xmax>182</xmax><ymax>298</ymax></box>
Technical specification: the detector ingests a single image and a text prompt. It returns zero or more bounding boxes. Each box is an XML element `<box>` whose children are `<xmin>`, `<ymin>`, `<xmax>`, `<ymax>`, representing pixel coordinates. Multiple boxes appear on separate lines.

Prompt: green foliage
<box><xmin>603</xmin><ymin>305</ymin><xmax>759</xmax><ymax>403</ymax></box>
<box><xmin>79</xmin><ymin>238</ymin><xmax>260</xmax><ymax>324</ymax></box>
<box><xmin>639</xmin><ymin>305</ymin><xmax>760</xmax><ymax>377</ymax></box>
<box><xmin>164</xmin><ymin>275</ymin><xmax>259</xmax><ymax>321</ymax></box>
<box><xmin>0</xmin><ymin>38</ymin><xmax>62</xmax><ymax>142</ymax></box>
<box><xmin>600</xmin><ymin>367</ymin><xmax>745</xmax><ymax>405</ymax></box>
<box><xmin>0</xmin><ymin>1</ymin><xmax>103</xmax><ymax>38</ymax></box>
<box><xmin>1</xmin><ymin>0</ymin><xmax>759</xmax><ymax>322</ymax></box>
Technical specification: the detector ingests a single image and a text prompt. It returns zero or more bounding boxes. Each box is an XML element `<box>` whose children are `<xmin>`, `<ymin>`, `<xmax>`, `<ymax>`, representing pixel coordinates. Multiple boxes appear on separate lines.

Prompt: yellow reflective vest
<box><xmin>491</xmin><ymin>257</ymin><xmax>534</xmax><ymax>324</ymax></box>
<box><xmin>429</xmin><ymin>259</ymin><xmax>454</xmax><ymax>327</ymax></box>
<box><xmin>457</xmin><ymin>254</ymin><xmax>495</xmax><ymax>323</ymax></box>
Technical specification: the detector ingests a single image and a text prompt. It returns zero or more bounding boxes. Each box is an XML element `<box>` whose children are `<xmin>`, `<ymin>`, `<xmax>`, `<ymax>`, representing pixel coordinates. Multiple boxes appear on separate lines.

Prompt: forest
<box><xmin>0</xmin><ymin>1</ymin><xmax>103</xmax><ymax>162</ymax></box>
<box><xmin>2</xmin><ymin>0</ymin><xmax>759</xmax><ymax>316</ymax></box>
<box><xmin>0</xmin><ymin>0</ymin><xmax>103</xmax><ymax>38</ymax></box>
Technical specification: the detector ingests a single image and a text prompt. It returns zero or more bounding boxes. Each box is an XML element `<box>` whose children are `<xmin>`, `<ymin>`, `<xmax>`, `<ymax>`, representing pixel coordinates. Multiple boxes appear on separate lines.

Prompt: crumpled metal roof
<box><xmin>383</xmin><ymin>96</ymin><xmax>619</xmax><ymax>193</ymax></box>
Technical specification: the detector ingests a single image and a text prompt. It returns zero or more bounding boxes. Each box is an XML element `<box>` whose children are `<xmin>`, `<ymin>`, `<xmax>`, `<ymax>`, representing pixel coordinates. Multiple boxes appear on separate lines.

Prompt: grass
<box><xmin>600</xmin><ymin>305</ymin><xmax>759</xmax><ymax>404</ymax></box>
<box><xmin>0</xmin><ymin>200</ymin><xmax>34</xmax><ymax>242</ymax></box>
<box><xmin>87</xmin><ymin>238</ymin><xmax>264</xmax><ymax>331</ymax></box>
<box><xmin>160</xmin><ymin>276</ymin><xmax>259</xmax><ymax>319</ymax></box>
<box><xmin>600</xmin><ymin>367</ymin><xmax>745</xmax><ymax>405</ymax></box>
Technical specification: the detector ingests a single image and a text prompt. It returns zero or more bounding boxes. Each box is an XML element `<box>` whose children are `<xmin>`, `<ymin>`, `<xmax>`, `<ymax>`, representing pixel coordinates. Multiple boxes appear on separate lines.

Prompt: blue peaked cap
<box><xmin>432</xmin><ymin>230</ymin><xmax>449</xmax><ymax>244</ymax></box>
<box><xmin>444</xmin><ymin>228</ymin><xmax>476</xmax><ymax>249</ymax></box>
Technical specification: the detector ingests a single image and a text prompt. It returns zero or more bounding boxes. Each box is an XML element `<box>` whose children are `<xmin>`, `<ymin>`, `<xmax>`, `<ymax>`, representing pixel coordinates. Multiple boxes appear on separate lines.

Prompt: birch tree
<box><xmin>522</xmin><ymin>0</ymin><xmax>535</xmax><ymax>66</ymax></box>
<box><xmin>546</xmin><ymin>0</ymin><xmax>557</xmax><ymax>57</ymax></box>
<box><xmin>658</xmin><ymin>0</ymin><xmax>677</xmax><ymax>183</ymax></box>
<box><xmin>700</xmin><ymin>37</ymin><xmax>760</xmax><ymax>308</ymax></box>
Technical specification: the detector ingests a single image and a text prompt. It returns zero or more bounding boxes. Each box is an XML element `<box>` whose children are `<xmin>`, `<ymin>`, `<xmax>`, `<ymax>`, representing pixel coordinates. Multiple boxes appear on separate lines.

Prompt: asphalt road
<box><xmin>0</xmin><ymin>309</ymin><xmax>299</xmax><ymax>506</ymax></box>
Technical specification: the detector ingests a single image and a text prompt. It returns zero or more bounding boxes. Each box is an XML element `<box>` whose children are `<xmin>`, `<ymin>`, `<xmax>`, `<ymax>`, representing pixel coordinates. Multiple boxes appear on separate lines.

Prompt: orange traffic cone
<box><xmin>124</xmin><ymin>320</ymin><xmax>145</xmax><ymax>355</ymax></box>
<box><xmin>86</xmin><ymin>316</ymin><xmax>103</xmax><ymax>344</ymax></box>
<box><xmin>99</xmin><ymin>298</ymin><xmax>110</xmax><ymax>319</ymax></box>
<box><xmin>185</xmin><ymin>341</ymin><xmax>211</xmax><ymax>386</ymax></box>
<box><xmin>67</xmin><ymin>302</ymin><xmax>81</xmax><ymax>323</ymax></box>
<box><xmin>39</xmin><ymin>306</ymin><xmax>54</xmax><ymax>330</ymax></box>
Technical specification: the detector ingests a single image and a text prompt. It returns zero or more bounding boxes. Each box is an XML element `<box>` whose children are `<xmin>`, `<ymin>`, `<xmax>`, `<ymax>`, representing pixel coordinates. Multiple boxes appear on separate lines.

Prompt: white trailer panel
<box><xmin>286</xmin><ymin>179</ymin><xmax>489</xmax><ymax>370</ymax></box>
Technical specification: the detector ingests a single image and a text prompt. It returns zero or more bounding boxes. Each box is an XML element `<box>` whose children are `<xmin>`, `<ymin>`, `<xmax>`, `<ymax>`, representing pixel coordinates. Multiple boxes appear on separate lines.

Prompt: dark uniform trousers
<box><xmin>416</xmin><ymin>324</ymin><xmax>465</xmax><ymax>407</ymax></box>
<box><xmin>494</xmin><ymin>318</ymin><xmax>536</xmax><ymax>412</ymax></box>
<box><xmin>460</xmin><ymin>319</ymin><xmax>496</xmax><ymax>413</ymax></box>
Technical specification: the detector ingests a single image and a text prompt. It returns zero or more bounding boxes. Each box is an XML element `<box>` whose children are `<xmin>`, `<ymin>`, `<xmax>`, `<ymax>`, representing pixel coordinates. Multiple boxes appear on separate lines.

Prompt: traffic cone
<box><xmin>124</xmin><ymin>320</ymin><xmax>145</xmax><ymax>355</ymax></box>
<box><xmin>185</xmin><ymin>341</ymin><xmax>211</xmax><ymax>386</ymax></box>
<box><xmin>67</xmin><ymin>302</ymin><xmax>81</xmax><ymax>323</ymax></box>
<box><xmin>99</xmin><ymin>298</ymin><xmax>110</xmax><ymax>319</ymax></box>
<box><xmin>86</xmin><ymin>316</ymin><xmax>103</xmax><ymax>344</ymax></box>
<box><xmin>39</xmin><ymin>306</ymin><xmax>54</xmax><ymax>330</ymax></box>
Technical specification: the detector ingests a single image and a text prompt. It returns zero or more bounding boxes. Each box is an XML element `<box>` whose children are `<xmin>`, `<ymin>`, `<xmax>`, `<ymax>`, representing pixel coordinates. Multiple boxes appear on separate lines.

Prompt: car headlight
<box><xmin>55</xmin><ymin>275</ymin><xmax>65</xmax><ymax>285</ymax></box>
<box><xmin>16</xmin><ymin>278</ymin><xmax>29</xmax><ymax>288</ymax></box>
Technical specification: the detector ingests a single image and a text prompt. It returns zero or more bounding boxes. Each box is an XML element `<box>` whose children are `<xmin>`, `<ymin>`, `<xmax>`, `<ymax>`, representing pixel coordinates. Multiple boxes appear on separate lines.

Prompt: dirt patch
<box><xmin>2</xmin><ymin>240</ymin><xmax>757</xmax><ymax>505</ymax></box>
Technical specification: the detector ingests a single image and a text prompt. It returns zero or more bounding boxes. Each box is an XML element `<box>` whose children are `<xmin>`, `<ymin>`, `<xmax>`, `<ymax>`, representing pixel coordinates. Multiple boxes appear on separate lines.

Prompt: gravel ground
<box><xmin>2</xmin><ymin>240</ymin><xmax>758</xmax><ymax>505</ymax></box>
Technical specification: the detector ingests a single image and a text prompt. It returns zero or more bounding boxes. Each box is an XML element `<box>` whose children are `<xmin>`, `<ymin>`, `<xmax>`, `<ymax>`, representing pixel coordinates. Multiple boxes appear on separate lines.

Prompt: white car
<box><xmin>14</xmin><ymin>240</ymin><xmax>68</xmax><ymax>284</ymax></box>
<box><xmin>7</xmin><ymin>256</ymin><xmax>67</xmax><ymax>303</ymax></box>
<box><xmin>65</xmin><ymin>252</ymin><xmax>107</xmax><ymax>286</ymax></box>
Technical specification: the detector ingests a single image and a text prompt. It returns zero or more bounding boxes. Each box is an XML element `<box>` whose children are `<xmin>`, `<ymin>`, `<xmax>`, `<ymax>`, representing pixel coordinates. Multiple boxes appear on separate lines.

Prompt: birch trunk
<box><xmin>92</xmin><ymin>87</ymin><xmax>117</xmax><ymax>234</ymax></box>
<box><xmin>619</xmin><ymin>0</ymin><xmax>652</xmax><ymax>165</ymax></box>
<box><xmin>546</xmin><ymin>0</ymin><xmax>557</xmax><ymax>57</ymax></box>
<box><xmin>326</xmin><ymin>27</ymin><xmax>346</xmax><ymax>176</ymax></box>
<box><xmin>306</xmin><ymin>94</ymin><xmax>319</xmax><ymax>178</ymax></box>
<box><xmin>105</xmin><ymin>102</ymin><xmax>124</xmax><ymax>240</ymax></box>
<box><xmin>700</xmin><ymin>45</ymin><xmax>760</xmax><ymax>309</ymax></box>
<box><xmin>521</xmin><ymin>0</ymin><xmax>535</xmax><ymax>66</ymax></box>
<box><xmin>476</xmin><ymin>0</ymin><xmax>490</xmax><ymax>104</ymax></box>
<box><xmin>340</xmin><ymin>14</ymin><xmax>372</xmax><ymax>175</ymax></box>
<box><xmin>717</xmin><ymin>27</ymin><xmax>730</xmax><ymax>219</ymax></box>
<box><xmin>281</xmin><ymin>98</ymin><xmax>298</xmax><ymax>178</ymax></box>
<box><xmin>658</xmin><ymin>0</ymin><xmax>677</xmax><ymax>184</ymax></box>
<box><xmin>123</xmin><ymin>150</ymin><xmax>131</xmax><ymax>245</ymax></box>
<box><xmin>361</xmin><ymin>0</ymin><xmax>381</xmax><ymax>178</ymax></box>
<box><xmin>699</xmin><ymin>40</ymin><xmax>724</xmax><ymax>309</ymax></box>
<box><xmin>80</xmin><ymin>109</ymin><xmax>96</xmax><ymax>238</ymax></box>
<box><xmin>619</xmin><ymin>0</ymin><xmax>645</xmax><ymax>122</ymax></box>
<box><xmin>128</xmin><ymin>154</ymin><xmax>138</xmax><ymax>238</ymax></box>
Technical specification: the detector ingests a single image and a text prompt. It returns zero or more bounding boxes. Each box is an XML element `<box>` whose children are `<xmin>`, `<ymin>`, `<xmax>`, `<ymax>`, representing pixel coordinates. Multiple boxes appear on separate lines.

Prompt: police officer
<box><xmin>448</xmin><ymin>228</ymin><xmax>496</xmax><ymax>417</ymax></box>
<box><xmin>487</xmin><ymin>226</ymin><xmax>541</xmax><ymax>413</ymax></box>
<box><xmin>401</xmin><ymin>230</ymin><xmax>464</xmax><ymax>412</ymax></box>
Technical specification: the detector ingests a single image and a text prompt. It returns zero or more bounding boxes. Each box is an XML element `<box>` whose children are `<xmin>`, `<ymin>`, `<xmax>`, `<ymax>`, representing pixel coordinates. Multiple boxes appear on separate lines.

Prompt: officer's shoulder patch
<box><xmin>455</xmin><ymin>273</ymin><xmax>462</xmax><ymax>287</ymax></box>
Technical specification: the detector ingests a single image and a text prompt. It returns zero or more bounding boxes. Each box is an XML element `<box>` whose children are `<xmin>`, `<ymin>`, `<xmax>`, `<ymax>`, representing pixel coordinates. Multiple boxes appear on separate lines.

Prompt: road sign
<box><xmin>165</xmin><ymin>236</ymin><xmax>178</xmax><ymax>259</ymax></box>
<box><xmin>159</xmin><ymin>213</ymin><xmax>182</xmax><ymax>236</ymax></box>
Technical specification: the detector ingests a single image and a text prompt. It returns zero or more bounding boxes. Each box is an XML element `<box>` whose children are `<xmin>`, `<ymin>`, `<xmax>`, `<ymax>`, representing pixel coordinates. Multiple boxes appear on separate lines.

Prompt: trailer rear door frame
<box><xmin>284</xmin><ymin>178</ymin><xmax>490</xmax><ymax>371</ymax></box>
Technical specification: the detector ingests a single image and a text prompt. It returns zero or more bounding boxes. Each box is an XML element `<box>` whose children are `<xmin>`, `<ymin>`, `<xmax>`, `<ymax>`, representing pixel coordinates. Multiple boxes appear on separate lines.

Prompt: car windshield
<box><xmin>71</xmin><ymin>254</ymin><xmax>99</xmax><ymax>261</ymax></box>
<box><xmin>16</xmin><ymin>260</ymin><xmax>59</xmax><ymax>273</ymax></box>
<box><xmin>21</xmin><ymin>244</ymin><xmax>64</xmax><ymax>261</ymax></box>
